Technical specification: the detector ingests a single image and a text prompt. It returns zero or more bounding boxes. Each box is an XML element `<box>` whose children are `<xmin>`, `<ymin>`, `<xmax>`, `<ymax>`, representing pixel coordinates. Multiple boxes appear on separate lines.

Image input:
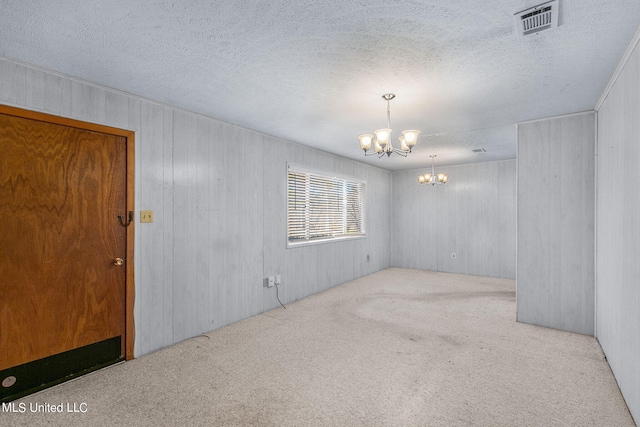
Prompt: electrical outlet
<box><xmin>275</xmin><ymin>275</ymin><xmax>281</xmax><ymax>285</ymax></box>
<box><xmin>451</xmin><ymin>252</ymin><xmax>457</xmax><ymax>260</ymax></box>
<box><xmin>266</xmin><ymin>276</ymin><xmax>274</xmax><ymax>288</ymax></box>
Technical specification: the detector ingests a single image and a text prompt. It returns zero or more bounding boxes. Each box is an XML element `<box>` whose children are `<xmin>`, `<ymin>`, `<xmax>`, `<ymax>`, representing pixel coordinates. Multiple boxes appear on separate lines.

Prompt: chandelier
<box><xmin>418</xmin><ymin>155</ymin><xmax>448</xmax><ymax>186</ymax></box>
<box><xmin>357</xmin><ymin>94</ymin><xmax>420</xmax><ymax>157</ymax></box>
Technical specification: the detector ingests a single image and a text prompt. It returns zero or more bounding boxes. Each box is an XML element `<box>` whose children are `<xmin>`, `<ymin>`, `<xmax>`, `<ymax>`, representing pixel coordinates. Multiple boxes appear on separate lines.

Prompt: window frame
<box><xmin>286</xmin><ymin>163</ymin><xmax>366</xmax><ymax>248</ymax></box>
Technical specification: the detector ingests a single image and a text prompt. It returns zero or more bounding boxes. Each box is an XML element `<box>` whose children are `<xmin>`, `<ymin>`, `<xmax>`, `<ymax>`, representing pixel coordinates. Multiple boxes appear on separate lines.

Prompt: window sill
<box><xmin>287</xmin><ymin>234</ymin><xmax>366</xmax><ymax>249</ymax></box>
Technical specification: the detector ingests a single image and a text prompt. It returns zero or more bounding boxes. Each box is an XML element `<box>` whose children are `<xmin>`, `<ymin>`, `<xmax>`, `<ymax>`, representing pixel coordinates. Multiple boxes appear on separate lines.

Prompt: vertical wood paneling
<box><xmin>161</xmin><ymin>107</ymin><xmax>175</xmax><ymax>346</ymax></box>
<box><xmin>171</xmin><ymin>110</ymin><xmax>199</xmax><ymax>341</ymax></box>
<box><xmin>208</xmin><ymin>120</ymin><xmax>227</xmax><ymax>328</ymax></box>
<box><xmin>221</xmin><ymin>124</ymin><xmax>241</xmax><ymax>324</ymax></box>
<box><xmin>391</xmin><ymin>169</ymin><xmax>438</xmax><ymax>271</ymax></box>
<box><xmin>0</xmin><ymin>60</ymin><xmax>25</xmax><ymax>106</ymax></box>
<box><xmin>596</xmin><ymin>40</ymin><xmax>640</xmax><ymax>422</ymax></box>
<box><xmin>104</xmin><ymin>91</ymin><xmax>131</xmax><ymax>130</ymax></box>
<box><xmin>127</xmin><ymin>98</ymin><xmax>142</xmax><ymax>135</ymax></box>
<box><xmin>498</xmin><ymin>161</ymin><xmax>517</xmax><ymax>279</ymax></box>
<box><xmin>261</xmin><ymin>134</ymin><xmax>287</xmax><ymax>311</ymax></box>
<box><xmin>391</xmin><ymin>160</ymin><xmax>516</xmax><ymax>279</ymax></box>
<box><xmin>517</xmin><ymin>112</ymin><xmax>595</xmax><ymax>335</ymax></box>
<box><xmin>353</xmin><ymin>162</ymin><xmax>375</xmax><ymax>278</ymax></box>
<box><xmin>43</xmin><ymin>72</ymin><xmax>72</xmax><ymax>117</ymax></box>
<box><xmin>136</xmin><ymin>102</ymin><xmax>166</xmax><ymax>352</ymax></box>
<box><xmin>239</xmin><ymin>130</ymin><xmax>264</xmax><ymax>319</ymax></box>
<box><xmin>517</xmin><ymin>120</ymin><xmax>548</xmax><ymax>327</ymax></box>
<box><xmin>361</xmin><ymin>164</ymin><xmax>388</xmax><ymax>274</ymax></box>
<box><xmin>288</xmin><ymin>245</ymin><xmax>319</xmax><ymax>302</ymax></box>
<box><xmin>194</xmin><ymin>116</ymin><xmax>212</xmax><ymax>333</ymax></box>
<box><xmin>71</xmin><ymin>80</ymin><xmax>106</xmax><ymax>124</ymax></box>
<box><xmin>437</xmin><ymin>169</ymin><xmax>457</xmax><ymax>274</ymax></box>
<box><xmin>24</xmin><ymin>68</ymin><xmax>45</xmax><ymax>111</ymax></box>
<box><xmin>0</xmin><ymin>61</ymin><xmax>16</xmax><ymax>105</ymax></box>
<box><xmin>0</xmin><ymin>57</ymin><xmax>392</xmax><ymax>361</ymax></box>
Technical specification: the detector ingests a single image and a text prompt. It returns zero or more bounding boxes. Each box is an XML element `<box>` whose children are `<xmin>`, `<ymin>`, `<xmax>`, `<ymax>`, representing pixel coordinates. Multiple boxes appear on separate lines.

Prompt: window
<box><xmin>287</xmin><ymin>164</ymin><xmax>365</xmax><ymax>246</ymax></box>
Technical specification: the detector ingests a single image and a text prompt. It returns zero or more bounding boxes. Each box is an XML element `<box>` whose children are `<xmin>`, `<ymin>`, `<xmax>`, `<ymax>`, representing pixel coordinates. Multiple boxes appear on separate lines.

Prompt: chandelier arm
<box><xmin>392</xmin><ymin>148</ymin><xmax>408</xmax><ymax>157</ymax></box>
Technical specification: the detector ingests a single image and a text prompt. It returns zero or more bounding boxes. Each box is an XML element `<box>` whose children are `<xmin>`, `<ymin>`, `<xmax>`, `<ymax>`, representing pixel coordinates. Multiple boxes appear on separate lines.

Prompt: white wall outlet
<box><xmin>264</xmin><ymin>277</ymin><xmax>275</xmax><ymax>288</ymax></box>
<box><xmin>451</xmin><ymin>252</ymin><xmax>457</xmax><ymax>260</ymax></box>
<box><xmin>275</xmin><ymin>275</ymin><xmax>281</xmax><ymax>285</ymax></box>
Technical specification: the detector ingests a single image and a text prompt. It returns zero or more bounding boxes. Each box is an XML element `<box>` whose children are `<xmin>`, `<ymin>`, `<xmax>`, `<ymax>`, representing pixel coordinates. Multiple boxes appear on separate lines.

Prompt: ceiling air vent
<box><xmin>472</xmin><ymin>148</ymin><xmax>486</xmax><ymax>153</ymax></box>
<box><xmin>514</xmin><ymin>0</ymin><xmax>559</xmax><ymax>39</ymax></box>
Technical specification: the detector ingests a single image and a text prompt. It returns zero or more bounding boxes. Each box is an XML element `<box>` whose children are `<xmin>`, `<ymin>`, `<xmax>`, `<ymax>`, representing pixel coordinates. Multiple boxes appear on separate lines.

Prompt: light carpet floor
<box><xmin>3</xmin><ymin>268</ymin><xmax>635</xmax><ymax>426</ymax></box>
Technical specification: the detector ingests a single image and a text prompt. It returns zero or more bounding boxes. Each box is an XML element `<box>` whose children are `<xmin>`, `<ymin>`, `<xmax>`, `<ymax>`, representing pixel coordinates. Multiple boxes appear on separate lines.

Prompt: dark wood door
<box><xmin>0</xmin><ymin>112</ymin><xmax>128</xmax><ymax>392</ymax></box>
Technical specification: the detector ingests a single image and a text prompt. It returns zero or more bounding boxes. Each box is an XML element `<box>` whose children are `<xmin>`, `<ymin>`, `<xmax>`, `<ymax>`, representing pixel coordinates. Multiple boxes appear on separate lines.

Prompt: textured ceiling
<box><xmin>1</xmin><ymin>1</ymin><xmax>639</xmax><ymax>170</ymax></box>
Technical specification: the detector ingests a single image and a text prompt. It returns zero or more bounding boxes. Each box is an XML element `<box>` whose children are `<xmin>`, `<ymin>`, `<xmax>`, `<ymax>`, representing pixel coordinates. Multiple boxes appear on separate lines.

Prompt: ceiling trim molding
<box><xmin>595</xmin><ymin>23</ymin><xmax>640</xmax><ymax>111</ymax></box>
<box><xmin>515</xmin><ymin>110</ymin><xmax>595</xmax><ymax>127</ymax></box>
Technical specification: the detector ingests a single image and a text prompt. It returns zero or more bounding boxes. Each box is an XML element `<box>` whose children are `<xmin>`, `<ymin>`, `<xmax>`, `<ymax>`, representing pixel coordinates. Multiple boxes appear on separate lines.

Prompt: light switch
<box><xmin>140</xmin><ymin>210</ymin><xmax>154</xmax><ymax>223</ymax></box>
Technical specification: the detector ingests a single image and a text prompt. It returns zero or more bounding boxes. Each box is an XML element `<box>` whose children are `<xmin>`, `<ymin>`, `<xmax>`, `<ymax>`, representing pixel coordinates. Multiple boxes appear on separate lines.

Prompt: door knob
<box><xmin>113</xmin><ymin>258</ymin><xmax>124</xmax><ymax>266</ymax></box>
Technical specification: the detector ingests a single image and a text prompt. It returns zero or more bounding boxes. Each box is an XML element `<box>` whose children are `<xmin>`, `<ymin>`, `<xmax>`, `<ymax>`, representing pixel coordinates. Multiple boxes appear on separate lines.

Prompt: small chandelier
<box><xmin>418</xmin><ymin>155</ymin><xmax>448</xmax><ymax>186</ymax></box>
<box><xmin>357</xmin><ymin>93</ymin><xmax>420</xmax><ymax>157</ymax></box>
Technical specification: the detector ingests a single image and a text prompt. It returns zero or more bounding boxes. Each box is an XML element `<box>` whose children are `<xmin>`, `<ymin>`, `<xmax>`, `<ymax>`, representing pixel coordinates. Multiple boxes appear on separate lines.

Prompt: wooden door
<box><xmin>0</xmin><ymin>108</ymin><xmax>133</xmax><ymax>400</ymax></box>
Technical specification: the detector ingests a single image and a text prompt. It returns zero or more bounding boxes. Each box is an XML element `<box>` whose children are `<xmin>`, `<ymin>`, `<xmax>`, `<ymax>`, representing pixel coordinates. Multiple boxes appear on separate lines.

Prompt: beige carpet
<box><xmin>3</xmin><ymin>268</ymin><xmax>635</xmax><ymax>426</ymax></box>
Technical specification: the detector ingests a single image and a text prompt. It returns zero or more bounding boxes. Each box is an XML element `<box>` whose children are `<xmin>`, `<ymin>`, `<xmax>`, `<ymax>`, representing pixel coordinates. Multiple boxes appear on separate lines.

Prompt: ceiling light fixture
<box><xmin>357</xmin><ymin>94</ymin><xmax>420</xmax><ymax>157</ymax></box>
<box><xmin>418</xmin><ymin>155</ymin><xmax>448</xmax><ymax>186</ymax></box>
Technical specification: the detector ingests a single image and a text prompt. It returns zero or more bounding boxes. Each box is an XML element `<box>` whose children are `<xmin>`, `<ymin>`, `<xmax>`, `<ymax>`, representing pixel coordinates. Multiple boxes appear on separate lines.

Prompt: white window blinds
<box><xmin>287</xmin><ymin>165</ymin><xmax>365</xmax><ymax>245</ymax></box>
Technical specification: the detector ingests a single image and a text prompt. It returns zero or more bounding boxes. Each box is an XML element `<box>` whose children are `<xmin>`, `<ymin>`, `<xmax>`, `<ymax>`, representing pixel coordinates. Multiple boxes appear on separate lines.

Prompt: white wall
<box><xmin>595</xmin><ymin>36</ymin><xmax>640</xmax><ymax>423</ymax></box>
<box><xmin>0</xmin><ymin>57</ymin><xmax>392</xmax><ymax>357</ymax></box>
<box><xmin>516</xmin><ymin>112</ymin><xmax>595</xmax><ymax>336</ymax></box>
<box><xmin>391</xmin><ymin>160</ymin><xmax>516</xmax><ymax>279</ymax></box>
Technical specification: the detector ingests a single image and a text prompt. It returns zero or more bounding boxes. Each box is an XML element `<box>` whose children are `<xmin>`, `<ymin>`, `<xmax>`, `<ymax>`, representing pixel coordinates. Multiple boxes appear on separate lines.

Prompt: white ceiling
<box><xmin>1</xmin><ymin>1</ymin><xmax>639</xmax><ymax>171</ymax></box>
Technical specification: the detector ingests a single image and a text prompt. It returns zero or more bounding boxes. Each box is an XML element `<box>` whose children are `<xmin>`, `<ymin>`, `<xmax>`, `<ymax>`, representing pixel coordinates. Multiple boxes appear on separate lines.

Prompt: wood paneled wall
<box><xmin>0</xmin><ymin>57</ymin><xmax>392</xmax><ymax>356</ymax></box>
<box><xmin>516</xmin><ymin>112</ymin><xmax>595</xmax><ymax>336</ymax></box>
<box><xmin>596</xmin><ymin>38</ymin><xmax>640</xmax><ymax>423</ymax></box>
<box><xmin>391</xmin><ymin>160</ymin><xmax>516</xmax><ymax>279</ymax></box>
